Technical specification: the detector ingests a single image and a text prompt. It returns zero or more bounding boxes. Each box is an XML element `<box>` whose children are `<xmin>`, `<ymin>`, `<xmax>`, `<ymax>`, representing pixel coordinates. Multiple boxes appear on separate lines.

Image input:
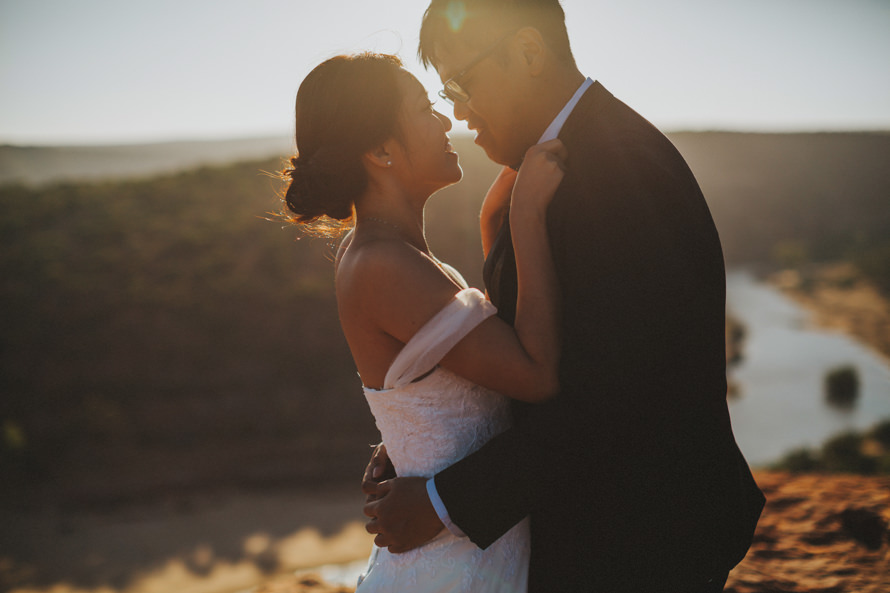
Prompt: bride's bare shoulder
<box><xmin>336</xmin><ymin>236</ymin><xmax>459</xmax><ymax>331</ymax></box>
<box><xmin>337</xmin><ymin>237</ymin><xmax>442</xmax><ymax>295</ymax></box>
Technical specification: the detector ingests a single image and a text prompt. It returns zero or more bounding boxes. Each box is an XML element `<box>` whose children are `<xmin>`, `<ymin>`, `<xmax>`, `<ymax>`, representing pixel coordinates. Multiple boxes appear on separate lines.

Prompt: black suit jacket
<box><xmin>434</xmin><ymin>82</ymin><xmax>764</xmax><ymax>592</ymax></box>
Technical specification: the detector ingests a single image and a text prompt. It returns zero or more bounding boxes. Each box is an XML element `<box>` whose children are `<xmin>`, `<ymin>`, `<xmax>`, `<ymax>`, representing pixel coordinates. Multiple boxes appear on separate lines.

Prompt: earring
<box><xmin>386</xmin><ymin>160</ymin><xmax>392</xmax><ymax>167</ymax></box>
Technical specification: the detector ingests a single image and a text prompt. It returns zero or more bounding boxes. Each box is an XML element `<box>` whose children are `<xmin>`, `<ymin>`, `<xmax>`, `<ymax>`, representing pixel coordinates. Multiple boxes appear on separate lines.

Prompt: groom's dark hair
<box><xmin>419</xmin><ymin>0</ymin><xmax>575</xmax><ymax>70</ymax></box>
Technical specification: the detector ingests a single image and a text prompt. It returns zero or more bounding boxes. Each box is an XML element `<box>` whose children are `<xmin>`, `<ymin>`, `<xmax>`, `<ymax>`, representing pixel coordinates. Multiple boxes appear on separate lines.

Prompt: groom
<box><xmin>363</xmin><ymin>1</ymin><xmax>764</xmax><ymax>591</ymax></box>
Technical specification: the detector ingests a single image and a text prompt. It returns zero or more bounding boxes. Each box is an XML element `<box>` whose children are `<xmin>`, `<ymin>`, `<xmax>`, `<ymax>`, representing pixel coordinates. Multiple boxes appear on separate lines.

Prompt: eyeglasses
<box><xmin>437</xmin><ymin>30</ymin><xmax>517</xmax><ymax>105</ymax></box>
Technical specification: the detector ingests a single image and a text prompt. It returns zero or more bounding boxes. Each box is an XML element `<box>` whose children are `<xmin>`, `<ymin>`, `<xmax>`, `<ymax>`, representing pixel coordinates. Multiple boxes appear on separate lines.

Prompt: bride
<box><xmin>281</xmin><ymin>52</ymin><xmax>565</xmax><ymax>592</ymax></box>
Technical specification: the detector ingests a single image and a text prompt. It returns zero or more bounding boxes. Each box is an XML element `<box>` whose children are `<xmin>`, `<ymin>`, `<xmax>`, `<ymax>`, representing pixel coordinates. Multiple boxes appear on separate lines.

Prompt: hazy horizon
<box><xmin>4</xmin><ymin>128</ymin><xmax>890</xmax><ymax>150</ymax></box>
<box><xmin>2</xmin><ymin>0</ymin><xmax>889</xmax><ymax>145</ymax></box>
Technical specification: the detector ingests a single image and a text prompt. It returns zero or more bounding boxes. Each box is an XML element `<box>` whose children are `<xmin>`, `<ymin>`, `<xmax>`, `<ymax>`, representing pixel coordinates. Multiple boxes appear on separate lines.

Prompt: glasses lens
<box><xmin>441</xmin><ymin>80</ymin><xmax>469</xmax><ymax>104</ymax></box>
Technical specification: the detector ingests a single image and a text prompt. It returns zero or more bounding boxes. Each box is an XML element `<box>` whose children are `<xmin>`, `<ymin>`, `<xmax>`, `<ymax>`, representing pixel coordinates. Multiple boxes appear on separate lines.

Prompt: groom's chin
<box><xmin>477</xmin><ymin>138</ymin><xmax>523</xmax><ymax>169</ymax></box>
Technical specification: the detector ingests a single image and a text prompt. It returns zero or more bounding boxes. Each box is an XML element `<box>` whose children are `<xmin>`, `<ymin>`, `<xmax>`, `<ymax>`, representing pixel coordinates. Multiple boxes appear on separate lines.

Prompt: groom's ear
<box><xmin>513</xmin><ymin>27</ymin><xmax>546</xmax><ymax>76</ymax></box>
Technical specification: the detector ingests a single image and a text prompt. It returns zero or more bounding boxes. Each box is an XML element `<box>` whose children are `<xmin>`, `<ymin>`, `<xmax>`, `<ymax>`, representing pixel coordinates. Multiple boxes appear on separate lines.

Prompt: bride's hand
<box><xmin>511</xmin><ymin>139</ymin><xmax>568</xmax><ymax>216</ymax></box>
<box><xmin>362</xmin><ymin>443</ymin><xmax>395</xmax><ymax>502</ymax></box>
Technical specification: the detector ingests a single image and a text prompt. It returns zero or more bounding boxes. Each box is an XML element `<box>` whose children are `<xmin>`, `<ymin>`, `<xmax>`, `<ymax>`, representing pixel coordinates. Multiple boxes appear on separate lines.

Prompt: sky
<box><xmin>1</xmin><ymin>0</ymin><xmax>889</xmax><ymax>145</ymax></box>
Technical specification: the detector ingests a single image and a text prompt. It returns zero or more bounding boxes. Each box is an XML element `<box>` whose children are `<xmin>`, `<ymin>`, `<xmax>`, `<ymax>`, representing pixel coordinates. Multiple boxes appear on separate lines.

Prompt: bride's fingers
<box><xmin>361</xmin><ymin>477</ymin><xmax>379</xmax><ymax>496</ymax></box>
<box><xmin>377</xmin><ymin>458</ymin><xmax>396</xmax><ymax>481</ymax></box>
<box><xmin>362</xmin><ymin>469</ymin><xmax>392</xmax><ymax>496</ymax></box>
<box><xmin>528</xmin><ymin>139</ymin><xmax>568</xmax><ymax>171</ymax></box>
<box><xmin>362</xmin><ymin>443</ymin><xmax>388</xmax><ymax>484</ymax></box>
<box><xmin>370</xmin><ymin>446</ymin><xmax>389</xmax><ymax>479</ymax></box>
<box><xmin>537</xmin><ymin>138</ymin><xmax>567</xmax><ymax>159</ymax></box>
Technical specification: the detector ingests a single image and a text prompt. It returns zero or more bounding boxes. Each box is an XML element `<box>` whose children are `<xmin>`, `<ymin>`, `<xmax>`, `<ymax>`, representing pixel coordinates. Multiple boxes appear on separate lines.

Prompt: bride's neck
<box><xmin>355</xmin><ymin>186</ymin><xmax>428</xmax><ymax>252</ymax></box>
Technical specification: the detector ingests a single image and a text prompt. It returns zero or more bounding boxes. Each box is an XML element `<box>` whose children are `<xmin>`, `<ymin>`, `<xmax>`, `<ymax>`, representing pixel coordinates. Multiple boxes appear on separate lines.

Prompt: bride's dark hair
<box><xmin>281</xmin><ymin>53</ymin><xmax>405</xmax><ymax>236</ymax></box>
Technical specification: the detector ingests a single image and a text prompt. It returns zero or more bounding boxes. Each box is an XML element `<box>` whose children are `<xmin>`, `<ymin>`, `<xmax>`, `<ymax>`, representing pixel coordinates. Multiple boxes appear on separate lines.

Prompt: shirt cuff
<box><xmin>426</xmin><ymin>476</ymin><xmax>467</xmax><ymax>538</ymax></box>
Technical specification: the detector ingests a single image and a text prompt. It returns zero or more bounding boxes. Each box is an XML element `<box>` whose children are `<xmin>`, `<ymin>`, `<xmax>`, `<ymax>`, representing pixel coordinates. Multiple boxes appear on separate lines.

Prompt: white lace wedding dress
<box><xmin>356</xmin><ymin>287</ymin><xmax>530</xmax><ymax>592</ymax></box>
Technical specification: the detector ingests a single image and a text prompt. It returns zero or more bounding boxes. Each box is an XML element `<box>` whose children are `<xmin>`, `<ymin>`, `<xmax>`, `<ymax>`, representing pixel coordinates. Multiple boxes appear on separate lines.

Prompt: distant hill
<box><xmin>5</xmin><ymin>131</ymin><xmax>889</xmax><ymax>266</ymax></box>
<box><xmin>0</xmin><ymin>136</ymin><xmax>293</xmax><ymax>186</ymax></box>
<box><xmin>5</xmin><ymin>132</ymin><xmax>888</xmax><ymax>268</ymax></box>
<box><xmin>670</xmin><ymin>131</ymin><xmax>890</xmax><ymax>266</ymax></box>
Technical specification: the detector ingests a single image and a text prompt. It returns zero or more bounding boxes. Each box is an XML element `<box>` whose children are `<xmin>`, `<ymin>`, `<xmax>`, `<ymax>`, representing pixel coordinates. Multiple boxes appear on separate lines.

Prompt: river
<box><xmin>726</xmin><ymin>270</ymin><xmax>890</xmax><ymax>466</ymax></box>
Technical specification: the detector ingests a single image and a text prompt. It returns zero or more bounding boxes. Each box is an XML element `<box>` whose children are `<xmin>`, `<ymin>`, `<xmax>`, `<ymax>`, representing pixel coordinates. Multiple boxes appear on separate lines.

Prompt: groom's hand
<box><xmin>363</xmin><ymin>476</ymin><xmax>444</xmax><ymax>553</ymax></box>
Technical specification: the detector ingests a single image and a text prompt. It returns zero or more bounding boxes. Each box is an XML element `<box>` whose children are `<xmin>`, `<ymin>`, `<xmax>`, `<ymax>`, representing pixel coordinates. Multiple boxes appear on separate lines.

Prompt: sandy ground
<box><xmin>726</xmin><ymin>472</ymin><xmax>890</xmax><ymax>593</ymax></box>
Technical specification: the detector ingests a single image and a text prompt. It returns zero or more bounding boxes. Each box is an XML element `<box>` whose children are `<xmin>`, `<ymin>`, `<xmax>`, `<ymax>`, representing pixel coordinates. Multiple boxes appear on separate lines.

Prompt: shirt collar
<box><xmin>537</xmin><ymin>77</ymin><xmax>594</xmax><ymax>144</ymax></box>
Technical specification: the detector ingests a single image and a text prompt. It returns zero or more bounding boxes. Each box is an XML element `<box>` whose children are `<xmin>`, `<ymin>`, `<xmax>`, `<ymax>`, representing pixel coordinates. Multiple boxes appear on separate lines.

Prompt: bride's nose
<box><xmin>435</xmin><ymin>110</ymin><xmax>452</xmax><ymax>132</ymax></box>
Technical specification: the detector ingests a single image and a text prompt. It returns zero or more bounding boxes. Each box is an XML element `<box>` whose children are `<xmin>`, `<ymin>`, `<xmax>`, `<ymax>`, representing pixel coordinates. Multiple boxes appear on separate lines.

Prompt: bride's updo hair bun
<box><xmin>281</xmin><ymin>53</ymin><xmax>405</xmax><ymax>236</ymax></box>
<box><xmin>283</xmin><ymin>148</ymin><xmax>356</xmax><ymax>221</ymax></box>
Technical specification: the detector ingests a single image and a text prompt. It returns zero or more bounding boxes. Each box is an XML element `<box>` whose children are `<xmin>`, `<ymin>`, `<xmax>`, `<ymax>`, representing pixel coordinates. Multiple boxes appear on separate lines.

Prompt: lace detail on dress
<box><xmin>367</xmin><ymin>366</ymin><xmax>511</xmax><ymax>477</ymax></box>
<box><xmin>357</xmin><ymin>287</ymin><xmax>530</xmax><ymax>592</ymax></box>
